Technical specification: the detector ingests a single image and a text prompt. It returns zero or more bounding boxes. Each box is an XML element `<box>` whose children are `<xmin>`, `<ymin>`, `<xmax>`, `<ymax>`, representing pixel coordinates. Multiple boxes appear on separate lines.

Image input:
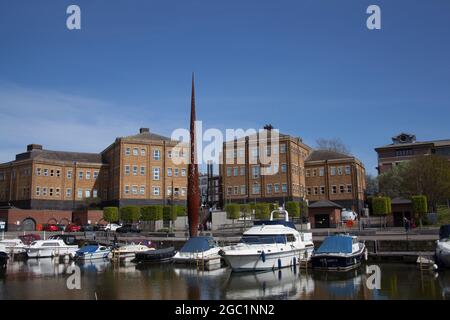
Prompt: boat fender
<box><xmin>261</xmin><ymin>251</ymin><xmax>266</xmax><ymax>263</ymax></box>
<box><xmin>278</xmin><ymin>258</ymin><xmax>282</xmax><ymax>269</ymax></box>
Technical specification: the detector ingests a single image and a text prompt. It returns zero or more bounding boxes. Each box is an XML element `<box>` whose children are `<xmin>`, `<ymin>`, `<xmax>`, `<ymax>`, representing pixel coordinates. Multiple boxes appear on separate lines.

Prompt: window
<box><xmin>274</xmin><ymin>164</ymin><xmax>279</xmax><ymax>174</ymax></box>
<box><xmin>252</xmin><ymin>183</ymin><xmax>260</xmax><ymax>194</ymax></box>
<box><xmin>319</xmin><ymin>167</ymin><xmax>324</xmax><ymax>177</ymax></box>
<box><xmin>227</xmin><ymin>167</ymin><xmax>232</xmax><ymax>177</ymax></box>
<box><xmin>67</xmin><ymin>170</ymin><xmax>72</xmax><ymax>179</ymax></box>
<box><xmin>267</xmin><ymin>184</ymin><xmax>273</xmax><ymax>194</ymax></box>
<box><xmin>153</xmin><ymin>149</ymin><xmax>161</xmax><ymax>160</ymax></box>
<box><xmin>42</xmin><ymin>187</ymin><xmax>47</xmax><ymax>196</ymax></box>
<box><xmin>320</xmin><ymin>186</ymin><xmax>325</xmax><ymax>194</ymax></box>
<box><xmin>93</xmin><ymin>171</ymin><xmax>99</xmax><ymax>179</ymax></box>
<box><xmin>240</xmin><ymin>167</ymin><xmax>245</xmax><ymax>176</ymax></box>
<box><xmin>282</xmin><ymin>183</ymin><xmax>287</xmax><ymax>193</ymax></box>
<box><xmin>174</xmin><ymin>168</ymin><xmax>179</xmax><ymax>177</ymax></box>
<box><xmin>252</xmin><ymin>166</ymin><xmax>260</xmax><ymax>179</ymax></box>
<box><xmin>274</xmin><ymin>183</ymin><xmax>280</xmax><ymax>193</ymax></box>
<box><xmin>153</xmin><ymin>168</ymin><xmax>160</xmax><ymax>180</ymax></box>
<box><xmin>36</xmin><ymin>186</ymin><xmax>40</xmax><ymax>196</ymax></box>
<box><xmin>330</xmin><ymin>167</ymin><xmax>336</xmax><ymax>176</ymax></box>
<box><xmin>345</xmin><ymin>165</ymin><xmax>351</xmax><ymax>175</ymax></box>
<box><xmin>56</xmin><ymin>170</ymin><xmax>61</xmax><ymax>177</ymax></box>
<box><xmin>133</xmin><ymin>148</ymin><xmax>139</xmax><ymax>156</ymax></box>
<box><xmin>167</xmin><ymin>150</ymin><xmax>172</xmax><ymax>158</ymax></box>
<box><xmin>50</xmin><ymin>169</ymin><xmax>54</xmax><ymax>177</ymax></box>
<box><xmin>140</xmin><ymin>186</ymin><xmax>145</xmax><ymax>195</ymax></box>
<box><xmin>347</xmin><ymin>184</ymin><xmax>352</xmax><ymax>193</ymax></box>
<box><xmin>93</xmin><ymin>189</ymin><xmax>98</xmax><ymax>198</ymax></box>
<box><xmin>337</xmin><ymin>167</ymin><xmax>343</xmax><ymax>175</ymax></box>
<box><xmin>55</xmin><ymin>188</ymin><xmax>60</xmax><ymax>196</ymax></box>
<box><xmin>125</xmin><ymin>165</ymin><xmax>130</xmax><ymax>175</ymax></box>
<box><xmin>339</xmin><ymin>185</ymin><xmax>345</xmax><ymax>193</ymax></box>
<box><xmin>167</xmin><ymin>168</ymin><xmax>173</xmax><ymax>177</ymax></box>
<box><xmin>181</xmin><ymin>169</ymin><xmax>186</xmax><ymax>177</ymax></box>
<box><xmin>153</xmin><ymin>187</ymin><xmax>160</xmax><ymax>196</ymax></box>
<box><xmin>281</xmin><ymin>163</ymin><xmax>287</xmax><ymax>173</ymax></box>
<box><xmin>233</xmin><ymin>167</ymin><xmax>239</xmax><ymax>176</ymax></box>
<box><xmin>77</xmin><ymin>188</ymin><xmax>83</xmax><ymax>199</ymax></box>
<box><xmin>167</xmin><ymin>187</ymin><xmax>172</xmax><ymax>196</ymax></box>
<box><xmin>234</xmin><ymin>186</ymin><xmax>239</xmax><ymax>195</ymax></box>
<box><xmin>141</xmin><ymin>148</ymin><xmax>146</xmax><ymax>156</ymax></box>
<box><xmin>44</xmin><ymin>169</ymin><xmax>48</xmax><ymax>177</ymax></box>
<box><xmin>395</xmin><ymin>149</ymin><xmax>413</xmax><ymax>157</ymax></box>
<box><xmin>78</xmin><ymin>170</ymin><xmax>83</xmax><ymax>180</ymax></box>
<box><xmin>181</xmin><ymin>188</ymin><xmax>186</xmax><ymax>196</ymax></box>
<box><xmin>306</xmin><ymin>169</ymin><xmax>310</xmax><ymax>177</ymax></box>
<box><xmin>280</xmin><ymin>144</ymin><xmax>286</xmax><ymax>153</ymax></box>
<box><xmin>332</xmin><ymin>185</ymin><xmax>337</xmax><ymax>194</ymax></box>
<box><xmin>251</xmin><ymin>147</ymin><xmax>258</xmax><ymax>159</ymax></box>
<box><xmin>131</xmin><ymin>186</ymin><xmax>138</xmax><ymax>194</ymax></box>
<box><xmin>306</xmin><ymin>187</ymin><xmax>311</xmax><ymax>195</ymax></box>
<box><xmin>36</xmin><ymin>168</ymin><xmax>41</xmax><ymax>176</ymax></box>
<box><xmin>227</xmin><ymin>187</ymin><xmax>233</xmax><ymax>195</ymax></box>
<box><xmin>66</xmin><ymin>188</ymin><xmax>71</xmax><ymax>197</ymax></box>
<box><xmin>125</xmin><ymin>147</ymin><xmax>131</xmax><ymax>155</ymax></box>
<box><xmin>140</xmin><ymin>166</ymin><xmax>145</xmax><ymax>175</ymax></box>
<box><xmin>85</xmin><ymin>189</ymin><xmax>91</xmax><ymax>198</ymax></box>
<box><xmin>240</xmin><ymin>185</ymin><xmax>246</xmax><ymax>195</ymax></box>
<box><xmin>124</xmin><ymin>185</ymin><xmax>130</xmax><ymax>194</ymax></box>
<box><xmin>133</xmin><ymin>166</ymin><xmax>138</xmax><ymax>176</ymax></box>
<box><xmin>313</xmin><ymin>187</ymin><xmax>318</xmax><ymax>195</ymax></box>
<box><xmin>86</xmin><ymin>171</ymin><xmax>91</xmax><ymax>180</ymax></box>
<box><xmin>237</xmin><ymin>148</ymin><xmax>245</xmax><ymax>158</ymax></box>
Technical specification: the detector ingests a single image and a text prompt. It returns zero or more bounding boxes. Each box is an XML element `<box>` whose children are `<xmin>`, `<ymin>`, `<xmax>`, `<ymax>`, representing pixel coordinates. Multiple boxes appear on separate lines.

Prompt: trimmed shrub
<box><xmin>412</xmin><ymin>195</ymin><xmax>428</xmax><ymax>226</ymax></box>
<box><xmin>372</xmin><ymin>197</ymin><xmax>392</xmax><ymax>215</ymax></box>
<box><xmin>225</xmin><ymin>203</ymin><xmax>241</xmax><ymax>220</ymax></box>
<box><xmin>240</xmin><ymin>204</ymin><xmax>252</xmax><ymax>218</ymax></box>
<box><xmin>175</xmin><ymin>205</ymin><xmax>187</xmax><ymax>216</ymax></box>
<box><xmin>120</xmin><ymin>206</ymin><xmax>141</xmax><ymax>222</ymax></box>
<box><xmin>141</xmin><ymin>205</ymin><xmax>163</xmax><ymax>221</ymax></box>
<box><xmin>285</xmin><ymin>201</ymin><xmax>300</xmax><ymax>218</ymax></box>
<box><xmin>163</xmin><ymin>206</ymin><xmax>178</xmax><ymax>222</ymax></box>
<box><xmin>255</xmin><ymin>203</ymin><xmax>270</xmax><ymax>220</ymax></box>
<box><xmin>103</xmin><ymin>207</ymin><xmax>119</xmax><ymax>223</ymax></box>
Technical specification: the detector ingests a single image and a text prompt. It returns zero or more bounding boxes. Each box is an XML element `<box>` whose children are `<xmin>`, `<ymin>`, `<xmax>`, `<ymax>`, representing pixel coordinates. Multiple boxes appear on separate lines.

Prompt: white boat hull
<box><xmin>76</xmin><ymin>251</ymin><xmax>112</xmax><ymax>261</ymax></box>
<box><xmin>27</xmin><ymin>247</ymin><xmax>78</xmax><ymax>258</ymax></box>
<box><xmin>436</xmin><ymin>241</ymin><xmax>450</xmax><ymax>267</ymax></box>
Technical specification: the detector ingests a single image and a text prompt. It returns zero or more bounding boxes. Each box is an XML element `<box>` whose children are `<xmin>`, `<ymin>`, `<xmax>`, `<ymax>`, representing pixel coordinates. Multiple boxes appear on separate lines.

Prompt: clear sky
<box><xmin>1</xmin><ymin>0</ymin><xmax>450</xmax><ymax>175</ymax></box>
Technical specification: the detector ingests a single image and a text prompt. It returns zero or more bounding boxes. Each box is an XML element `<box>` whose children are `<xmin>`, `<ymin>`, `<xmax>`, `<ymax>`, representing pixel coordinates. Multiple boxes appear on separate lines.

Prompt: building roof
<box><xmin>391</xmin><ymin>197</ymin><xmax>412</xmax><ymax>205</ymax></box>
<box><xmin>375</xmin><ymin>139</ymin><xmax>450</xmax><ymax>150</ymax></box>
<box><xmin>15</xmin><ymin>149</ymin><xmax>103</xmax><ymax>164</ymax></box>
<box><xmin>120</xmin><ymin>131</ymin><xmax>173</xmax><ymax>142</ymax></box>
<box><xmin>306</xmin><ymin>150</ymin><xmax>353</xmax><ymax>162</ymax></box>
<box><xmin>308</xmin><ymin>199</ymin><xmax>343</xmax><ymax>209</ymax></box>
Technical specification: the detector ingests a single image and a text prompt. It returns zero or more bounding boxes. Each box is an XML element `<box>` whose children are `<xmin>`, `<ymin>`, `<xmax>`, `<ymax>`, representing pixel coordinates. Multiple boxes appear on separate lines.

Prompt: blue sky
<box><xmin>1</xmin><ymin>0</ymin><xmax>450</xmax><ymax>175</ymax></box>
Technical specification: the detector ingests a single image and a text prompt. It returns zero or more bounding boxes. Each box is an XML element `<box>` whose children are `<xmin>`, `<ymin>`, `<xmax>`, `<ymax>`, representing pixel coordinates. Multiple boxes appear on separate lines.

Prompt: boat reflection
<box><xmin>310</xmin><ymin>268</ymin><xmax>364</xmax><ymax>299</ymax></box>
<box><xmin>224</xmin><ymin>267</ymin><xmax>314</xmax><ymax>300</ymax></box>
<box><xmin>75</xmin><ymin>259</ymin><xmax>111</xmax><ymax>273</ymax></box>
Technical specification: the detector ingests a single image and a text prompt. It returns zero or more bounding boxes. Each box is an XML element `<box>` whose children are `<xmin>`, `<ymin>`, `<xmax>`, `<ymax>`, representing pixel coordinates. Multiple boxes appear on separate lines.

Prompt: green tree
<box><xmin>240</xmin><ymin>204</ymin><xmax>252</xmax><ymax>219</ymax></box>
<box><xmin>372</xmin><ymin>197</ymin><xmax>392</xmax><ymax>215</ymax></box>
<box><xmin>255</xmin><ymin>203</ymin><xmax>270</xmax><ymax>220</ymax></box>
<box><xmin>120</xmin><ymin>206</ymin><xmax>141</xmax><ymax>222</ymax></box>
<box><xmin>378</xmin><ymin>163</ymin><xmax>408</xmax><ymax>198</ymax></box>
<box><xmin>411</xmin><ymin>195</ymin><xmax>428</xmax><ymax>227</ymax></box>
<box><xmin>141</xmin><ymin>205</ymin><xmax>163</xmax><ymax>221</ymax></box>
<box><xmin>225</xmin><ymin>203</ymin><xmax>240</xmax><ymax>227</ymax></box>
<box><xmin>103</xmin><ymin>207</ymin><xmax>119</xmax><ymax>223</ymax></box>
<box><xmin>285</xmin><ymin>201</ymin><xmax>300</xmax><ymax>218</ymax></box>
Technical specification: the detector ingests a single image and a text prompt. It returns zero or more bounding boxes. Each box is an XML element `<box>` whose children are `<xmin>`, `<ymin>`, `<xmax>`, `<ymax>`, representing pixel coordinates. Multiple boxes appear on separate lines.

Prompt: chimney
<box><xmin>27</xmin><ymin>144</ymin><xmax>43</xmax><ymax>152</ymax></box>
<box><xmin>139</xmin><ymin>128</ymin><xmax>149</xmax><ymax>134</ymax></box>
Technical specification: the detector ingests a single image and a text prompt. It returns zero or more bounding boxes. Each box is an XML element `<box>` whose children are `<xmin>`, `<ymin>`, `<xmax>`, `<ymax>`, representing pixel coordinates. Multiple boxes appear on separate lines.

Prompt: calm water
<box><xmin>0</xmin><ymin>259</ymin><xmax>448</xmax><ymax>300</ymax></box>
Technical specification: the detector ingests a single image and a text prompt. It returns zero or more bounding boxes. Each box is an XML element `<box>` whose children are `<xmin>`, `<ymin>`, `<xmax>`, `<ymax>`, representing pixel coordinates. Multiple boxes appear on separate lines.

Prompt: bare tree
<box><xmin>365</xmin><ymin>173</ymin><xmax>379</xmax><ymax>196</ymax></box>
<box><xmin>315</xmin><ymin>138</ymin><xmax>351</xmax><ymax>155</ymax></box>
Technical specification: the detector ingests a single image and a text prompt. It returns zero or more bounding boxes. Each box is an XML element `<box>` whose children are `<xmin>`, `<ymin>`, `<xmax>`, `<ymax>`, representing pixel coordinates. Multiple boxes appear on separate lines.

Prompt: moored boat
<box><xmin>311</xmin><ymin>234</ymin><xmax>366</xmax><ymax>271</ymax></box>
<box><xmin>134</xmin><ymin>247</ymin><xmax>176</xmax><ymax>263</ymax></box>
<box><xmin>0</xmin><ymin>245</ymin><xmax>8</xmax><ymax>266</ymax></box>
<box><xmin>0</xmin><ymin>238</ymin><xmax>27</xmax><ymax>258</ymax></box>
<box><xmin>435</xmin><ymin>225</ymin><xmax>450</xmax><ymax>268</ymax></box>
<box><xmin>173</xmin><ymin>236</ymin><xmax>222</xmax><ymax>266</ymax></box>
<box><xmin>112</xmin><ymin>243</ymin><xmax>152</xmax><ymax>260</ymax></box>
<box><xmin>74</xmin><ymin>245</ymin><xmax>112</xmax><ymax>261</ymax></box>
<box><xmin>219</xmin><ymin>207</ymin><xmax>314</xmax><ymax>272</ymax></box>
<box><xmin>26</xmin><ymin>239</ymin><xmax>79</xmax><ymax>258</ymax></box>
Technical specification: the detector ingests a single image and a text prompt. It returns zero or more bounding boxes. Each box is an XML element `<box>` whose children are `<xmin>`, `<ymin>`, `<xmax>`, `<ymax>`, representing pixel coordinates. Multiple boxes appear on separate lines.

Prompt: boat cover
<box><xmin>77</xmin><ymin>245</ymin><xmax>99</xmax><ymax>253</ymax></box>
<box><xmin>179</xmin><ymin>237</ymin><xmax>216</xmax><ymax>253</ymax></box>
<box><xmin>440</xmin><ymin>225</ymin><xmax>450</xmax><ymax>240</ymax></box>
<box><xmin>316</xmin><ymin>235</ymin><xmax>353</xmax><ymax>254</ymax></box>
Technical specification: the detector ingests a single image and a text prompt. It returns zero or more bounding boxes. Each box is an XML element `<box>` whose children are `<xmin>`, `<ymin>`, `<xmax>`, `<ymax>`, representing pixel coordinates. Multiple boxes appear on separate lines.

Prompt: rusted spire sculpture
<box><xmin>187</xmin><ymin>73</ymin><xmax>200</xmax><ymax>237</ymax></box>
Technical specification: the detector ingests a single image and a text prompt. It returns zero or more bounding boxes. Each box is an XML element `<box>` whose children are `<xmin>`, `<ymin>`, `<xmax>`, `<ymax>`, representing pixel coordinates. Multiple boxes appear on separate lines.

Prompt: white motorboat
<box><xmin>112</xmin><ymin>243</ymin><xmax>151</xmax><ymax>260</ymax></box>
<box><xmin>219</xmin><ymin>207</ymin><xmax>314</xmax><ymax>272</ymax></box>
<box><xmin>436</xmin><ymin>225</ymin><xmax>450</xmax><ymax>268</ymax></box>
<box><xmin>173</xmin><ymin>236</ymin><xmax>222</xmax><ymax>265</ymax></box>
<box><xmin>0</xmin><ymin>238</ymin><xmax>27</xmax><ymax>256</ymax></box>
<box><xmin>74</xmin><ymin>245</ymin><xmax>112</xmax><ymax>261</ymax></box>
<box><xmin>26</xmin><ymin>239</ymin><xmax>79</xmax><ymax>258</ymax></box>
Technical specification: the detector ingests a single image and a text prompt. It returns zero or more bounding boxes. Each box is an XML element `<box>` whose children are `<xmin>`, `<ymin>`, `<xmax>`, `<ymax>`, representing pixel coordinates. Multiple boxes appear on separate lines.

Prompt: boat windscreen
<box><xmin>241</xmin><ymin>235</ymin><xmax>286</xmax><ymax>245</ymax></box>
<box><xmin>180</xmin><ymin>237</ymin><xmax>217</xmax><ymax>253</ymax></box>
<box><xmin>77</xmin><ymin>245</ymin><xmax>99</xmax><ymax>253</ymax></box>
<box><xmin>316</xmin><ymin>236</ymin><xmax>353</xmax><ymax>254</ymax></box>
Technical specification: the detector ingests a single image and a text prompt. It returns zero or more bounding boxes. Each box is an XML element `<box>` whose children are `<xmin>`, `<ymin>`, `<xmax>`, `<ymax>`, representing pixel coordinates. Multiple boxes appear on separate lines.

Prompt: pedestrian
<box><xmin>404</xmin><ymin>217</ymin><xmax>410</xmax><ymax>232</ymax></box>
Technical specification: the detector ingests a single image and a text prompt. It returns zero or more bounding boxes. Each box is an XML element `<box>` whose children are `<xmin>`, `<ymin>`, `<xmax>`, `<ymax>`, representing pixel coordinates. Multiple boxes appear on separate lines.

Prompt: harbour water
<box><xmin>0</xmin><ymin>260</ymin><xmax>448</xmax><ymax>300</ymax></box>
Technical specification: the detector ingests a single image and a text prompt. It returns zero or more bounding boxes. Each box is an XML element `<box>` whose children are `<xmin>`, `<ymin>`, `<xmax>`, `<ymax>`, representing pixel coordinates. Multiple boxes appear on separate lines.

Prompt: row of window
<box><xmin>124</xmin><ymin>165</ymin><xmax>186</xmax><ymax>178</ymax></box>
<box><xmin>123</xmin><ymin>185</ymin><xmax>187</xmax><ymax>196</ymax></box>
<box><xmin>35</xmin><ymin>186</ymin><xmax>99</xmax><ymax>198</ymax></box>
<box><xmin>226</xmin><ymin>144</ymin><xmax>288</xmax><ymax>159</ymax></box>
<box><xmin>306</xmin><ymin>184</ymin><xmax>353</xmax><ymax>195</ymax></box>
<box><xmin>306</xmin><ymin>165</ymin><xmax>351</xmax><ymax>177</ymax></box>
<box><xmin>0</xmin><ymin>168</ymin><xmax>32</xmax><ymax>181</ymax></box>
<box><xmin>36</xmin><ymin>168</ymin><xmax>99</xmax><ymax>180</ymax></box>
<box><xmin>226</xmin><ymin>164</ymin><xmax>288</xmax><ymax>178</ymax></box>
<box><xmin>226</xmin><ymin>183</ymin><xmax>288</xmax><ymax>196</ymax></box>
<box><xmin>125</xmin><ymin>147</ymin><xmax>186</xmax><ymax>160</ymax></box>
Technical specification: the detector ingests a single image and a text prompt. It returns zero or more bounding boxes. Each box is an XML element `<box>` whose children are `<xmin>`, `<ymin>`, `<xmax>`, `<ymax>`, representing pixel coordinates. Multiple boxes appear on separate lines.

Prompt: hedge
<box><xmin>175</xmin><ymin>205</ymin><xmax>187</xmax><ymax>216</ymax></box>
<box><xmin>412</xmin><ymin>195</ymin><xmax>428</xmax><ymax>216</ymax></box>
<box><xmin>103</xmin><ymin>207</ymin><xmax>119</xmax><ymax>223</ymax></box>
<box><xmin>285</xmin><ymin>201</ymin><xmax>300</xmax><ymax>218</ymax></box>
<box><xmin>163</xmin><ymin>206</ymin><xmax>178</xmax><ymax>222</ymax></box>
<box><xmin>372</xmin><ymin>197</ymin><xmax>392</xmax><ymax>215</ymax></box>
<box><xmin>240</xmin><ymin>204</ymin><xmax>252</xmax><ymax>218</ymax></box>
<box><xmin>120</xmin><ymin>206</ymin><xmax>141</xmax><ymax>222</ymax></box>
<box><xmin>225</xmin><ymin>203</ymin><xmax>241</xmax><ymax>220</ymax></box>
<box><xmin>255</xmin><ymin>203</ymin><xmax>270</xmax><ymax>220</ymax></box>
<box><xmin>141</xmin><ymin>205</ymin><xmax>163</xmax><ymax>221</ymax></box>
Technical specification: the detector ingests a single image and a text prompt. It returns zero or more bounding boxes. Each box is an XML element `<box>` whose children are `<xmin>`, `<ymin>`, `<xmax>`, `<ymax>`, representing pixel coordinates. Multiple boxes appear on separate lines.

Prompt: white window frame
<box><xmin>133</xmin><ymin>148</ymin><xmax>139</xmax><ymax>156</ymax></box>
<box><xmin>153</xmin><ymin>167</ymin><xmax>160</xmax><ymax>180</ymax></box>
<box><xmin>153</xmin><ymin>187</ymin><xmax>160</xmax><ymax>196</ymax></box>
<box><xmin>153</xmin><ymin>149</ymin><xmax>161</xmax><ymax>160</ymax></box>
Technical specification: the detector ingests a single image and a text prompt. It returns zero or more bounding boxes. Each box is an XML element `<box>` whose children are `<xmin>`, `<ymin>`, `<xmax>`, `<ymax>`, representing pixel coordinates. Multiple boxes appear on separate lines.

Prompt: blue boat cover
<box><xmin>316</xmin><ymin>235</ymin><xmax>353</xmax><ymax>254</ymax></box>
<box><xmin>180</xmin><ymin>237</ymin><xmax>216</xmax><ymax>253</ymax></box>
<box><xmin>77</xmin><ymin>245</ymin><xmax>99</xmax><ymax>253</ymax></box>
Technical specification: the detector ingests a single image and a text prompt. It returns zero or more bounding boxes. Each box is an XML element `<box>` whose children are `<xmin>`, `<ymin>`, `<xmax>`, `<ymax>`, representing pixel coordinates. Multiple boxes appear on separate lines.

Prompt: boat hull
<box><xmin>27</xmin><ymin>247</ymin><xmax>78</xmax><ymax>259</ymax></box>
<box><xmin>0</xmin><ymin>252</ymin><xmax>8</xmax><ymax>266</ymax></box>
<box><xmin>75</xmin><ymin>251</ymin><xmax>111</xmax><ymax>261</ymax></box>
<box><xmin>436</xmin><ymin>242</ymin><xmax>450</xmax><ymax>268</ymax></box>
<box><xmin>135</xmin><ymin>248</ymin><xmax>176</xmax><ymax>263</ymax></box>
<box><xmin>311</xmin><ymin>250</ymin><xmax>364</xmax><ymax>271</ymax></box>
<box><xmin>223</xmin><ymin>248</ymin><xmax>311</xmax><ymax>272</ymax></box>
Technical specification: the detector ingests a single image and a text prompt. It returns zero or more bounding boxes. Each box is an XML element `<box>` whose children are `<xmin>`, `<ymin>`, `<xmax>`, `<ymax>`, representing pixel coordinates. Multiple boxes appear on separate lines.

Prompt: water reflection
<box><xmin>0</xmin><ymin>259</ymin><xmax>449</xmax><ymax>300</ymax></box>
